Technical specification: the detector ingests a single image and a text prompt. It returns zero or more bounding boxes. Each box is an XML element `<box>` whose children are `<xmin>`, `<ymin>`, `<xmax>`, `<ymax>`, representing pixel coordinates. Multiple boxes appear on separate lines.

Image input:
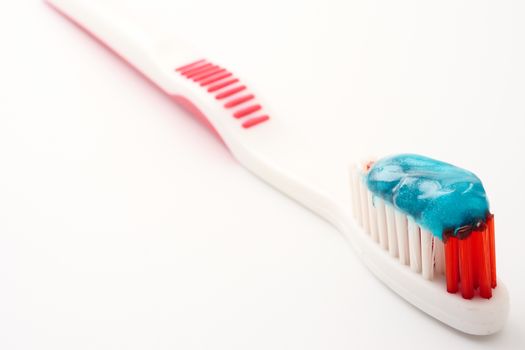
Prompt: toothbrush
<box><xmin>46</xmin><ymin>0</ymin><xmax>509</xmax><ymax>335</ymax></box>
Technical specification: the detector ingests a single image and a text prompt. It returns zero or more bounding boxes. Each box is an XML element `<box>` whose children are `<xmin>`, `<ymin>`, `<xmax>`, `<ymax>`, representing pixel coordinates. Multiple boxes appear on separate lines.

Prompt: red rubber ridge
<box><xmin>175</xmin><ymin>59</ymin><xmax>271</xmax><ymax>129</ymax></box>
<box><xmin>193</xmin><ymin>68</ymin><xmax>226</xmax><ymax>82</ymax></box>
<box><xmin>216</xmin><ymin>86</ymin><xmax>246</xmax><ymax>99</ymax></box>
<box><xmin>200</xmin><ymin>72</ymin><xmax>233</xmax><ymax>86</ymax></box>
<box><xmin>242</xmin><ymin>116</ymin><xmax>270</xmax><ymax>128</ymax></box>
<box><xmin>234</xmin><ymin>105</ymin><xmax>261</xmax><ymax>119</ymax></box>
<box><xmin>176</xmin><ymin>59</ymin><xmax>206</xmax><ymax>72</ymax></box>
<box><xmin>224</xmin><ymin>95</ymin><xmax>254</xmax><ymax>108</ymax></box>
<box><xmin>183</xmin><ymin>63</ymin><xmax>215</xmax><ymax>78</ymax></box>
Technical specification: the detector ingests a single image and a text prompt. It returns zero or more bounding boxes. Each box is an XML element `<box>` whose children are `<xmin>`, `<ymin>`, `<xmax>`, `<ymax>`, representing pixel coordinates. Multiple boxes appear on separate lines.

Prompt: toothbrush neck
<box><xmin>223</xmin><ymin>122</ymin><xmax>351</xmax><ymax>233</ymax></box>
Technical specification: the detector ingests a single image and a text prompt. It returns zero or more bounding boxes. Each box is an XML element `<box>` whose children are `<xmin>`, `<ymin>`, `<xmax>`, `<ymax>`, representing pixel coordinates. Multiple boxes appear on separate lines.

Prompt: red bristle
<box><xmin>458</xmin><ymin>235</ymin><xmax>474</xmax><ymax>299</ymax></box>
<box><xmin>487</xmin><ymin>214</ymin><xmax>497</xmax><ymax>288</ymax></box>
<box><xmin>471</xmin><ymin>231</ymin><xmax>482</xmax><ymax>289</ymax></box>
<box><xmin>444</xmin><ymin>236</ymin><xmax>459</xmax><ymax>293</ymax></box>
<box><xmin>479</xmin><ymin>228</ymin><xmax>493</xmax><ymax>298</ymax></box>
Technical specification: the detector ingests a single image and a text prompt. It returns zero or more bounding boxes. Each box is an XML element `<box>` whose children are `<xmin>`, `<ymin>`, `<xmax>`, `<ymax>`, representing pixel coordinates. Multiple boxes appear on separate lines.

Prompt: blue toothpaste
<box><xmin>365</xmin><ymin>154</ymin><xmax>489</xmax><ymax>240</ymax></box>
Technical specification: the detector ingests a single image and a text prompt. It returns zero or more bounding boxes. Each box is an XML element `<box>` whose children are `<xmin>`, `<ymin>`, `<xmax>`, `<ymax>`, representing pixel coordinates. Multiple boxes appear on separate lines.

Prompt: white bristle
<box><xmin>367</xmin><ymin>190</ymin><xmax>379</xmax><ymax>242</ymax></box>
<box><xmin>433</xmin><ymin>237</ymin><xmax>445</xmax><ymax>275</ymax></box>
<box><xmin>358</xmin><ymin>175</ymin><xmax>370</xmax><ymax>234</ymax></box>
<box><xmin>349</xmin><ymin>165</ymin><xmax>445</xmax><ymax>281</ymax></box>
<box><xmin>376</xmin><ymin>198</ymin><xmax>388</xmax><ymax>250</ymax></box>
<box><xmin>421</xmin><ymin>229</ymin><xmax>434</xmax><ymax>280</ymax></box>
<box><xmin>407</xmin><ymin>217</ymin><xmax>422</xmax><ymax>273</ymax></box>
<box><xmin>385</xmin><ymin>204</ymin><xmax>398</xmax><ymax>257</ymax></box>
<box><xmin>394</xmin><ymin>211</ymin><xmax>410</xmax><ymax>265</ymax></box>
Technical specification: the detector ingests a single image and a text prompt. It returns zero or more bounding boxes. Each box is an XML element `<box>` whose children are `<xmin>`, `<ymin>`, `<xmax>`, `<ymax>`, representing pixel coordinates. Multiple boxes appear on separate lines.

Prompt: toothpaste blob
<box><xmin>365</xmin><ymin>154</ymin><xmax>489</xmax><ymax>240</ymax></box>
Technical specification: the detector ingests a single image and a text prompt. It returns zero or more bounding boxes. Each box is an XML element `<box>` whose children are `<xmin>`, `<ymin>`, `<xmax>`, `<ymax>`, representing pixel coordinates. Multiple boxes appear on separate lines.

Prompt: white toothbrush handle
<box><xmin>46</xmin><ymin>0</ymin><xmax>269</xmax><ymax>134</ymax></box>
<box><xmin>46</xmin><ymin>0</ymin><xmax>347</xmax><ymax>229</ymax></box>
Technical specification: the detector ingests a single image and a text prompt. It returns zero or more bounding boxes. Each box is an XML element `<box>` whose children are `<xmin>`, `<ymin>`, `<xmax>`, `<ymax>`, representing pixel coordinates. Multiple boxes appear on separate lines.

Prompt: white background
<box><xmin>1</xmin><ymin>0</ymin><xmax>525</xmax><ymax>349</ymax></box>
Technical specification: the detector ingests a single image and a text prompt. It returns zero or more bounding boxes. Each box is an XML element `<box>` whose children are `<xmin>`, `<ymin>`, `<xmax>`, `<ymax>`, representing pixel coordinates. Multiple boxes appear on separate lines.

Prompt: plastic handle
<box><xmin>46</xmin><ymin>0</ymin><xmax>199</xmax><ymax>91</ymax></box>
<box><xmin>46</xmin><ymin>0</ymin><xmax>345</xmax><ymax>233</ymax></box>
<box><xmin>46</xmin><ymin>0</ymin><xmax>274</xmax><ymax>145</ymax></box>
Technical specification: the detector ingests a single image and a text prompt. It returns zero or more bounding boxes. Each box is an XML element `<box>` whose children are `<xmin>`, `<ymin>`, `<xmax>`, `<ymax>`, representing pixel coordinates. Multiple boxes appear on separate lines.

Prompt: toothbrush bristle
<box><xmin>350</xmin><ymin>160</ymin><xmax>497</xmax><ymax>300</ymax></box>
<box><xmin>487</xmin><ymin>214</ymin><xmax>497</xmax><ymax>288</ymax></box>
<box><xmin>443</xmin><ymin>219</ymin><xmax>496</xmax><ymax>299</ymax></box>
<box><xmin>479</xmin><ymin>228</ymin><xmax>493</xmax><ymax>298</ymax></box>
<box><xmin>458</xmin><ymin>236</ymin><xmax>475</xmax><ymax>299</ymax></box>
<box><xmin>444</xmin><ymin>236</ymin><xmax>459</xmax><ymax>293</ymax></box>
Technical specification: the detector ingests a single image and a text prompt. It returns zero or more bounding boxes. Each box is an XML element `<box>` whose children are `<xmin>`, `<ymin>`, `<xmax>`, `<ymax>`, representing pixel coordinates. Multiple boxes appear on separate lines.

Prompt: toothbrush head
<box><xmin>349</xmin><ymin>154</ymin><xmax>508</xmax><ymax>334</ymax></box>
